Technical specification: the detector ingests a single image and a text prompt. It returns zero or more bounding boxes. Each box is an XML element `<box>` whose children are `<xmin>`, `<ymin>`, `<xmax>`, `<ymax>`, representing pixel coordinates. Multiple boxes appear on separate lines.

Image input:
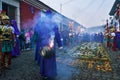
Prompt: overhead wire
<box><xmin>88</xmin><ymin>0</ymin><xmax>107</xmax><ymax>20</ymax></box>
<box><xmin>78</xmin><ymin>0</ymin><xmax>98</xmax><ymax>12</ymax></box>
<box><xmin>84</xmin><ymin>0</ymin><xmax>107</xmax><ymax>27</ymax></box>
<box><xmin>61</xmin><ymin>0</ymin><xmax>109</xmax><ymax>27</ymax></box>
<box><xmin>93</xmin><ymin>0</ymin><xmax>106</xmax><ymax>16</ymax></box>
<box><xmin>78</xmin><ymin>0</ymin><xmax>107</xmax><ymax>27</ymax></box>
<box><xmin>72</xmin><ymin>0</ymin><xmax>99</xmax><ymax>26</ymax></box>
<box><xmin>62</xmin><ymin>0</ymin><xmax>76</xmax><ymax>5</ymax></box>
<box><xmin>73</xmin><ymin>0</ymin><xmax>99</xmax><ymax>20</ymax></box>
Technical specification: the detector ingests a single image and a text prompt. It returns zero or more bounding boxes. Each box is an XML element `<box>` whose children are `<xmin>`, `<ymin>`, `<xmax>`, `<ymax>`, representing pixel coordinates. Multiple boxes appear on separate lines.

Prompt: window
<box><xmin>30</xmin><ymin>6</ymin><xmax>35</xmax><ymax>14</ymax></box>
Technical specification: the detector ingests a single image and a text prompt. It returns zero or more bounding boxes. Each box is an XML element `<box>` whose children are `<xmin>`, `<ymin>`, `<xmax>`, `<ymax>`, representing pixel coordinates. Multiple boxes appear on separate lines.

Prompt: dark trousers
<box><xmin>2</xmin><ymin>52</ymin><xmax>12</xmax><ymax>68</ymax></box>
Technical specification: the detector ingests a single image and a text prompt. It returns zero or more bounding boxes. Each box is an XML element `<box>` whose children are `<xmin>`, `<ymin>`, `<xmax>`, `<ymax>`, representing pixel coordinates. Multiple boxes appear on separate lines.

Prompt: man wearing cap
<box><xmin>1</xmin><ymin>10</ymin><xmax>15</xmax><ymax>69</ymax></box>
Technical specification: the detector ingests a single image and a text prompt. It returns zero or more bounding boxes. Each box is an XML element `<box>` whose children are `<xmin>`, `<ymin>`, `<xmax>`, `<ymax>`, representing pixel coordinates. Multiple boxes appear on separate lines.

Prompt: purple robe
<box><xmin>34</xmin><ymin>20</ymin><xmax>62</xmax><ymax>78</ymax></box>
<box><xmin>11</xmin><ymin>20</ymin><xmax>20</xmax><ymax>56</ymax></box>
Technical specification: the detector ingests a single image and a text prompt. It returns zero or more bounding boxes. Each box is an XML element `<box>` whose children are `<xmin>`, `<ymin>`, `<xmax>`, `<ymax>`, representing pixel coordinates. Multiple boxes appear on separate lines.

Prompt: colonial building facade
<box><xmin>0</xmin><ymin>0</ymin><xmax>20</xmax><ymax>30</ymax></box>
<box><xmin>0</xmin><ymin>0</ymin><xmax>82</xmax><ymax>31</ymax></box>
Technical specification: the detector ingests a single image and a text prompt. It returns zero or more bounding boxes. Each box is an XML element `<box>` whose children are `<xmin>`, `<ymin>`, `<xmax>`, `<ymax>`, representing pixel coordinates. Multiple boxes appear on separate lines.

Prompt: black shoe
<box><xmin>0</xmin><ymin>73</ymin><xmax>2</xmax><ymax>76</ymax></box>
<box><xmin>46</xmin><ymin>77</ymin><xmax>55</xmax><ymax>80</ymax></box>
<box><xmin>5</xmin><ymin>66</ymin><xmax>12</xmax><ymax>70</ymax></box>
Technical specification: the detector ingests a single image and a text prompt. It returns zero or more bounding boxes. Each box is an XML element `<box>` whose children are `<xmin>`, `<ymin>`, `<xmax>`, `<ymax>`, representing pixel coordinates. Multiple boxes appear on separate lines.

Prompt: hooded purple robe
<box><xmin>34</xmin><ymin>12</ymin><xmax>62</xmax><ymax>78</ymax></box>
<box><xmin>11</xmin><ymin>20</ymin><xmax>20</xmax><ymax>56</ymax></box>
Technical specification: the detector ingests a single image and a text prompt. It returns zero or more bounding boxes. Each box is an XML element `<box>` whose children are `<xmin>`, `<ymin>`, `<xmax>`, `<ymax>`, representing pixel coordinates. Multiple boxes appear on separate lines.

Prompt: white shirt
<box><xmin>111</xmin><ymin>32</ymin><xmax>115</xmax><ymax>37</ymax></box>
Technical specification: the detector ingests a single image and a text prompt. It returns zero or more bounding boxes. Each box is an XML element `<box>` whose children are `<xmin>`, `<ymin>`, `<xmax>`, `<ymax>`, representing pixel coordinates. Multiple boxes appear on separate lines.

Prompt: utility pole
<box><xmin>60</xmin><ymin>3</ymin><xmax>62</xmax><ymax>13</ymax></box>
<box><xmin>60</xmin><ymin>0</ymin><xmax>74</xmax><ymax>13</ymax></box>
<box><xmin>60</xmin><ymin>3</ymin><xmax>62</xmax><ymax>32</ymax></box>
<box><xmin>59</xmin><ymin>0</ymin><xmax>76</xmax><ymax>32</ymax></box>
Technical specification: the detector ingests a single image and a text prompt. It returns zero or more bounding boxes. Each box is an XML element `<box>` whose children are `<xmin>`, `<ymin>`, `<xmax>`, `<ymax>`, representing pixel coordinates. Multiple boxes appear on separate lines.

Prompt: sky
<box><xmin>39</xmin><ymin>0</ymin><xmax>115</xmax><ymax>28</ymax></box>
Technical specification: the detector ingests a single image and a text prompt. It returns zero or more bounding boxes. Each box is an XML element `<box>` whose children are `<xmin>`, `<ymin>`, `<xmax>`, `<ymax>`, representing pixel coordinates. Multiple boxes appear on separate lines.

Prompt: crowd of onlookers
<box><xmin>19</xmin><ymin>28</ymin><xmax>34</xmax><ymax>51</ymax></box>
<box><xmin>18</xmin><ymin>27</ymin><xmax>104</xmax><ymax>51</ymax></box>
<box><xmin>60</xmin><ymin>28</ymin><xmax>104</xmax><ymax>48</ymax></box>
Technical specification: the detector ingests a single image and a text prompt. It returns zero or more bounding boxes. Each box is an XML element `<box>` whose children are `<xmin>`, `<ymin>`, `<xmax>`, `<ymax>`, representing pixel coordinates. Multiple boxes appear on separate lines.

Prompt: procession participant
<box><xmin>1</xmin><ymin>11</ymin><xmax>15</xmax><ymax>69</ymax></box>
<box><xmin>110</xmin><ymin>26</ymin><xmax>116</xmax><ymax>51</ymax></box>
<box><xmin>104</xmin><ymin>29</ymin><xmax>110</xmax><ymax>48</ymax></box>
<box><xmin>116</xmin><ymin>30</ymin><xmax>120</xmax><ymax>49</ymax></box>
<box><xmin>104</xmin><ymin>30</ymin><xmax>107</xmax><ymax>46</ymax></box>
<box><xmin>105</xmin><ymin>20</ymin><xmax>111</xmax><ymax>48</ymax></box>
<box><xmin>0</xmin><ymin>11</ymin><xmax>2</xmax><ymax>58</ymax></box>
<box><xmin>99</xmin><ymin>32</ymin><xmax>104</xmax><ymax>43</ymax></box>
<box><xmin>11</xmin><ymin>20</ymin><xmax>20</xmax><ymax>56</ymax></box>
<box><xmin>68</xmin><ymin>22</ymin><xmax>75</xmax><ymax>46</ymax></box>
<box><xmin>34</xmin><ymin>10</ymin><xmax>62</xmax><ymax>80</ymax></box>
<box><xmin>0</xmin><ymin>10</ymin><xmax>1</xmax><ymax>24</ymax></box>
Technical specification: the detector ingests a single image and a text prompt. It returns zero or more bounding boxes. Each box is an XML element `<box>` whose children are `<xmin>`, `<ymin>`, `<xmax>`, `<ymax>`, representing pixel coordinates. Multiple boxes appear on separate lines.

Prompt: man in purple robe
<box><xmin>34</xmin><ymin>10</ymin><xmax>62</xmax><ymax>80</ymax></box>
<box><xmin>11</xmin><ymin>20</ymin><xmax>20</xmax><ymax>57</ymax></box>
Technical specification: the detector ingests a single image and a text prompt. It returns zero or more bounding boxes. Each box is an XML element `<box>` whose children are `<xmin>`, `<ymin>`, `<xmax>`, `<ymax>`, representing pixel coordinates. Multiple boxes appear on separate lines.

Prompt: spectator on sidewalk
<box><xmin>19</xmin><ymin>29</ymin><xmax>25</xmax><ymax>51</ymax></box>
<box><xmin>25</xmin><ymin>29</ymin><xmax>31</xmax><ymax>50</ymax></box>
<box><xmin>29</xmin><ymin>28</ymin><xmax>34</xmax><ymax>49</ymax></box>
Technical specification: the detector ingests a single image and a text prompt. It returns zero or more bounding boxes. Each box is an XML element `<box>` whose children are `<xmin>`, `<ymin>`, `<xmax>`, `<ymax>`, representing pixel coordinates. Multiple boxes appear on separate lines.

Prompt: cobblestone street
<box><xmin>0</xmin><ymin>44</ymin><xmax>120</xmax><ymax>80</ymax></box>
<box><xmin>0</xmin><ymin>47</ymin><xmax>78</xmax><ymax>80</ymax></box>
<box><xmin>0</xmin><ymin>50</ymin><xmax>40</xmax><ymax>80</ymax></box>
<box><xmin>0</xmin><ymin>0</ymin><xmax>119</xmax><ymax>80</ymax></box>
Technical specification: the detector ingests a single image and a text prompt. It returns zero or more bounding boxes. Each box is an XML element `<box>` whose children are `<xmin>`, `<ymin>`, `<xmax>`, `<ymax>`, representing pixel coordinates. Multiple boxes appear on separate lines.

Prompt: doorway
<box><xmin>2</xmin><ymin>2</ymin><xmax>16</xmax><ymax>20</ymax></box>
